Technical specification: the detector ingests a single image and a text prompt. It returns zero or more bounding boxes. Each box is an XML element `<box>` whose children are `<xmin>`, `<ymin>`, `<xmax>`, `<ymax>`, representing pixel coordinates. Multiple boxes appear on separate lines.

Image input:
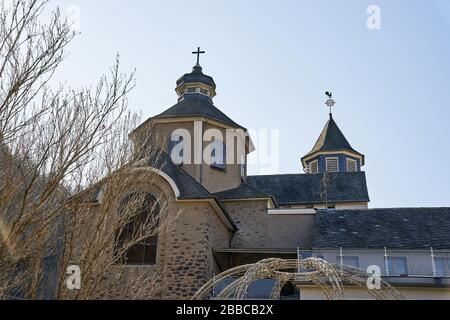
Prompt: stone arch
<box><xmin>127</xmin><ymin>167</ymin><xmax>180</xmax><ymax>199</ymax></box>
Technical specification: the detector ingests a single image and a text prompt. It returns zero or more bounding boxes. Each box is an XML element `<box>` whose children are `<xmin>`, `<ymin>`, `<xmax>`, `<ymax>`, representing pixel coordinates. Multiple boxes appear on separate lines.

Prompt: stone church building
<box><xmin>95</xmin><ymin>58</ymin><xmax>450</xmax><ymax>300</ymax></box>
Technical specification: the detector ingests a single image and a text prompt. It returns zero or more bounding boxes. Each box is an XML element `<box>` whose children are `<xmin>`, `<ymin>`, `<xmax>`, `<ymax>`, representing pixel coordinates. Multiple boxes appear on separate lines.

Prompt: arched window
<box><xmin>116</xmin><ymin>192</ymin><xmax>160</xmax><ymax>265</ymax></box>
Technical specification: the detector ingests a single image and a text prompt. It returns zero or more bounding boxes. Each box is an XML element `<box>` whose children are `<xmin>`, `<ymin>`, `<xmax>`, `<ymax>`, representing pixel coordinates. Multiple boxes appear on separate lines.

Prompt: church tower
<box><xmin>132</xmin><ymin>48</ymin><xmax>252</xmax><ymax>194</ymax></box>
<box><xmin>302</xmin><ymin>94</ymin><xmax>365</xmax><ymax>174</ymax></box>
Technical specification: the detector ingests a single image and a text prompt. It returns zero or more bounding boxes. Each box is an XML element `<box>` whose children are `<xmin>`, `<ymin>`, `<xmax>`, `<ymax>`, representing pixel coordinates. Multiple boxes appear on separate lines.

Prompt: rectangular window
<box><xmin>387</xmin><ymin>257</ymin><xmax>408</xmax><ymax>276</ymax></box>
<box><xmin>125</xmin><ymin>236</ymin><xmax>157</xmax><ymax>265</ymax></box>
<box><xmin>326</xmin><ymin>157</ymin><xmax>339</xmax><ymax>173</ymax></box>
<box><xmin>336</xmin><ymin>256</ymin><xmax>360</xmax><ymax>268</ymax></box>
<box><xmin>347</xmin><ymin>159</ymin><xmax>358</xmax><ymax>172</ymax></box>
<box><xmin>168</xmin><ymin>135</ymin><xmax>184</xmax><ymax>165</ymax></box>
<box><xmin>435</xmin><ymin>258</ymin><xmax>450</xmax><ymax>276</ymax></box>
<box><xmin>211</xmin><ymin>139</ymin><xmax>226</xmax><ymax>171</ymax></box>
<box><xmin>309</xmin><ymin>160</ymin><xmax>319</xmax><ymax>174</ymax></box>
<box><xmin>240</xmin><ymin>155</ymin><xmax>246</xmax><ymax>178</ymax></box>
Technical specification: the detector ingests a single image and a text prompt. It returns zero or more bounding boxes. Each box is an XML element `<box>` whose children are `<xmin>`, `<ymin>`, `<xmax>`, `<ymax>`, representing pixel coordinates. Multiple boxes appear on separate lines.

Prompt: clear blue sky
<box><xmin>49</xmin><ymin>0</ymin><xmax>450</xmax><ymax>209</ymax></box>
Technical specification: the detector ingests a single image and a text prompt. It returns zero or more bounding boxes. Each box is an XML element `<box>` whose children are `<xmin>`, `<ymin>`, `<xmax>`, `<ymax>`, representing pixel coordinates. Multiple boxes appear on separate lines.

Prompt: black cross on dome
<box><xmin>192</xmin><ymin>47</ymin><xmax>205</xmax><ymax>66</ymax></box>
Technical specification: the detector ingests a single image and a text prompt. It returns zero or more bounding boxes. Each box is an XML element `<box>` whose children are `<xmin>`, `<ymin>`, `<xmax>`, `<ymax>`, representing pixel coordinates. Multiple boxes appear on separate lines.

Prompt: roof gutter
<box><xmin>211</xmin><ymin>197</ymin><xmax>238</xmax><ymax>232</ymax></box>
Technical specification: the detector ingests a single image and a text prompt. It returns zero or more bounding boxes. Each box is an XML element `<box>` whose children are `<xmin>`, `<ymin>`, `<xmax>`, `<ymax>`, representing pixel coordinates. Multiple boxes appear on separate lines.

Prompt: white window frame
<box><xmin>309</xmin><ymin>160</ymin><xmax>319</xmax><ymax>174</ymax></box>
<box><xmin>326</xmin><ymin>157</ymin><xmax>339</xmax><ymax>173</ymax></box>
<box><xmin>346</xmin><ymin>158</ymin><xmax>358</xmax><ymax>172</ymax></box>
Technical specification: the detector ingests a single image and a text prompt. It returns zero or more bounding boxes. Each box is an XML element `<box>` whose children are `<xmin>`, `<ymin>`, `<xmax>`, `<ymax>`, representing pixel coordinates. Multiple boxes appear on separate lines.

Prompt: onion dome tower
<box><xmin>175</xmin><ymin>47</ymin><xmax>217</xmax><ymax>102</ymax></box>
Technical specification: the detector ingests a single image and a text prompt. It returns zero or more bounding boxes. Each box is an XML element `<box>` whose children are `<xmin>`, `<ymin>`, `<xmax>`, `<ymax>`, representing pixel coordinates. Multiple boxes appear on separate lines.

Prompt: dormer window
<box><xmin>347</xmin><ymin>158</ymin><xmax>358</xmax><ymax>172</ymax></box>
<box><xmin>326</xmin><ymin>157</ymin><xmax>339</xmax><ymax>173</ymax></box>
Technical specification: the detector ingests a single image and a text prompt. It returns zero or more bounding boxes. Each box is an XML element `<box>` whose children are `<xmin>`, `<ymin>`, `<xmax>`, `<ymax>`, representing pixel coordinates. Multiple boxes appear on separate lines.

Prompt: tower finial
<box><xmin>325</xmin><ymin>91</ymin><xmax>336</xmax><ymax>116</ymax></box>
<box><xmin>192</xmin><ymin>46</ymin><xmax>206</xmax><ymax>66</ymax></box>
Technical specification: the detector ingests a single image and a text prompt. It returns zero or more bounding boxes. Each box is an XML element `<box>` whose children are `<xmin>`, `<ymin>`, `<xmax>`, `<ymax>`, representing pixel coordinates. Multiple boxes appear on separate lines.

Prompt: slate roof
<box><xmin>213</xmin><ymin>183</ymin><xmax>275</xmax><ymax>202</ymax></box>
<box><xmin>313</xmin><ymin>208</ymin><xmax>450</xmax><ymax>250</ymax></box>
<box><xmin>151</xmin><ymin>94</ymin><xmax>245</xmax><ymax>130</ymax></box>
<box><xmin>246</xmin><ymin>172</ymin><xmax>370</xmax><ymax>205</ymax></box>
<box><xmin>143</xmin><ymin>149</ymin><xmax>212</xmax><ymax>200</ymax></box>
<box><xmin>302</xmin><ymin>115</ymin><xmax>364</xmax><ymax>164</ymax></box>
<box><xmin>176</xmin><ymin>65</ymin><xmax>216</xmax><ymax>89</ymax></box>
<box><xmin>145</xmin><ymin>150</ymin><xmax>238</xmax><ymax>230</ymax></box>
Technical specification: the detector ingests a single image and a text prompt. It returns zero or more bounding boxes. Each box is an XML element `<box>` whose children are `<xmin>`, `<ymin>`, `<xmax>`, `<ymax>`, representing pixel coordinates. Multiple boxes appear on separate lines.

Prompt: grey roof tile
<box><xmin>153</xmin><ymin>94</ymin><xmax>245</xmax><ymax>130</ymax></box>
<box><xmin>144</xmin><ymin>149</ymin><xmax>212</xmax><ymax>200</ymax></box>
<box><xmin>313</xmin><ymin>208</ymin><xmax>450</xmax><ymax>250</ymax></box>
<box><xmin>213</xmin><ymin>183</ymin><xmax>274</xmax><ymax>201</ymax></box>
<box><xmin>302</xmin><ymin>115</ymin><xmax>364</xmax><ymax>163</ymax></box>
<box><xmin>176</xmin><ymin>65</ymin><xmax>216</xmax><ymax>89</ymax></box>
<box><xmin>247</xmin><ymin>172</ymin><xmax>370</xmax><ymax>205</ymax></box>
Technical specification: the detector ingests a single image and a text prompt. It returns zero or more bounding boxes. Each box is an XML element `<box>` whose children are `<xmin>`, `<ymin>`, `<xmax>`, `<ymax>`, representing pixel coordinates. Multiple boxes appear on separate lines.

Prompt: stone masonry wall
<box><xmin>160</xmin><ymin>201</ymin><xmax>232</xmax><ymax>299</ymax></box>
<box><xmin>224</xmin><ymin>200</ymin><xmax>315</xmax><ymax>250</ymax></box>
<box><xmin>71</xmin><ymin>168</ymin><xmax>232</xmax><ymax>300</ymax></box>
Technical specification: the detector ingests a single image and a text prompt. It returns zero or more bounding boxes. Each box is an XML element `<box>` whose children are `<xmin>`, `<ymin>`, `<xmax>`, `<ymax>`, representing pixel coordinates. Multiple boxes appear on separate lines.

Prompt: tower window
<box><xmin>326</xmin><ymin>157</ymin><xmax>339</xmax><ymax>173</ymax></box>
<box><xmin>184</xmin><ymin>87</ymin><xmax>210</xmax><ymax>97</ymax></box>
<box><xmin>168</xmin><ymin>135</ymin><xmax>184</xmax><ymax>165</ymax></box>
<box><xmin>240</xmin><ymin>155</ymin><xmax>246</xmax><ymax>179</ymax></box>
<box><xmin>347</xmin><ymin>159</ymin><xmax>358</xmax><ymax>172</ymax></box>
<box><xmin>211</xmin><ymin>139</ymin><xmax>226</xmax><ymax>171</ymax></box>
<box><xmin>309</xmin><ymin>160</ymin><xmax>318</xmax><ymax>174</ymax></box>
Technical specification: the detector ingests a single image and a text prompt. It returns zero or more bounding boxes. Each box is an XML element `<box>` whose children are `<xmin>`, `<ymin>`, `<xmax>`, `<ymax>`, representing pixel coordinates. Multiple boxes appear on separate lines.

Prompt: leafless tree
<box><xmin>0</xmin><ymin>0</ymin><xmax>169</xmax><ymax>300</ymax></box>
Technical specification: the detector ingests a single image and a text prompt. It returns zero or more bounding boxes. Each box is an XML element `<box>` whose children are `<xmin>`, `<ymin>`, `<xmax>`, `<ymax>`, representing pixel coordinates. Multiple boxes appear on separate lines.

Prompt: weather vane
<box><xmin>325</xmin><ymin>91</ymin><xmax>336</xmax><ymax>115</ymax></box>
<box><xmin>192</xmin><ymin>47</ymin><xmax>205</xmax><ymax>66</ymax></box>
